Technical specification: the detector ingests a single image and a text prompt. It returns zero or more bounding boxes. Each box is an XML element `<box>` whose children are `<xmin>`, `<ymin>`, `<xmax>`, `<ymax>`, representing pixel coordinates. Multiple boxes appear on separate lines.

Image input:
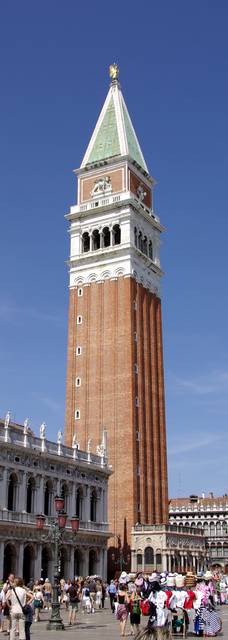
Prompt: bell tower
<box><xmin>65</xmin><ymin>65</ymin><xmax>169</xmax><ymax>567</ymax></box>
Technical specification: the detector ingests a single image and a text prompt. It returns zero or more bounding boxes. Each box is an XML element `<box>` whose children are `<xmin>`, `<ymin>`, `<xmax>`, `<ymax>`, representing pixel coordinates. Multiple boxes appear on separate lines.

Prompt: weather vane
<box><xmin>109</xmin><ymin>62</ymin><xmax>119</xmax><ymax>81</ymax></box>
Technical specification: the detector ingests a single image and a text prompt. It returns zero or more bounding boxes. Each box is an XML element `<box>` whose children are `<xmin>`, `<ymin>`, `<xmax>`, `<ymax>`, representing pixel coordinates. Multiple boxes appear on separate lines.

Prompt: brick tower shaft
<box><xmin>64</xmin><ymin>66</ymin><xmax>169</xmax><ymax>569</ymax></box>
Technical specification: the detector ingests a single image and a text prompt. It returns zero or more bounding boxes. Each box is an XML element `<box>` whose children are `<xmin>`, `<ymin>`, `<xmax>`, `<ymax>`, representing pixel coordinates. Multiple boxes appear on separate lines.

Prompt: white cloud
<box><xmin>168</xmin><ymin>369</ymin><xmax>228</xmax><ymax>396</ymax></box>
<box><xmin>0</xmin><ymin>301</ymin><xmax>64</xmax><ymax>327</ymax></box>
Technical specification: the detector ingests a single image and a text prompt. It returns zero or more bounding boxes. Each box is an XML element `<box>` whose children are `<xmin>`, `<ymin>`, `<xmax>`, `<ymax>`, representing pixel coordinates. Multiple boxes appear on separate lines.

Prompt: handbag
<box><xmin>12</xmin><ymin>587</ymin><xmax>30</xmax><ymax>616</ymax></box>
<box><xmin>140</xmin><ymin>599</ymin><xmax>150</xmax><ymax>616</ymax></box>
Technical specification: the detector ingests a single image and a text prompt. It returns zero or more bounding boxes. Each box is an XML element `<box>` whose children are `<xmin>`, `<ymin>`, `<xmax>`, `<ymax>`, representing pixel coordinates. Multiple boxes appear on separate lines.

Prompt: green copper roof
<box><xmin>82</xmin><ymin>82</ymin><xmax>148</xmax><ymax>173</ymax></box>
<box><xmin>122</xmin><ymin>101</ymin><xmax>148</xmax><ymax>173</ymax></box>
<box><xmin>87</xmin><ymin>96</ymin><xmax>120</xmax><ymax>164</ymax></box>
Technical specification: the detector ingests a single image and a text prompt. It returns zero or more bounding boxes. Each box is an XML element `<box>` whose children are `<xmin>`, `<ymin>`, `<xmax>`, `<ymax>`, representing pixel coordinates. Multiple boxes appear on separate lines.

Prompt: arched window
<box><xmin>103</xmin><ymin>227</ymin><xmax>110</xmax><ymax>248</ymax></box>
<box><xmin>148</xmin><ymin>240</ymin><xmax>153</xmax><ymax>260</ymax></box>
<box><xmin>26</xmin><ymin>477</ymin><xmax>35</xmax><ymax>514</ymax></box>
<box><xmin>76</xmin><ymin>487</ymin><xmax>83</xmax><ymax>519</ymax></box>
<box><xmin>82</xmin><ymin>232</ymin><xmax>90</xmax><ymax>253</ymax></box>
<box><xmin>143</xmin><ymin>236</ymin><xmax>147</xmax><ymax>255</ymax></box>
<box><xmin>8</xmin><ymin>473</ymin><xmax>18</xmax><ymax>511</ymax></box>
<box><xmin>113</xmin><ymin>224</ymin><xmax>121</xmax><ymax>245</ymax></box>
<box><xmin>134</xmin><ymin>227</ymin><xmax>138</xmax><ymax>247</ymax></box>
<box><xmin>90</xmin><ymin>489</ymin><xmax>97</xmax><ymax>522</ymax></box>
<box><xmin>210</xmin><ymin>521</ymin><xmax>215</xmax><ymax>536</ymax></box>
<box><xmin>44</xmin><ymin>479</ymin><xmax>53</xmax><ymax>516</ymax></box>
<box><xmin>92</xmin><ymin>229</ymin><xmax>100</xmax><ymax>251</ymax></box>
<box><xmin>203</xmin><ymin>521</ymin><xmax>209</xmax><ymax>536</ymax></box>
<box><xmin>137</xmin><ymin>553</ymin><xmax>142</xmax><ymax>568</ymax></box>
<box><xmin>144</xmin><ymin>546</ymin><xmax>154</xmax><ymax>565</ymax></box>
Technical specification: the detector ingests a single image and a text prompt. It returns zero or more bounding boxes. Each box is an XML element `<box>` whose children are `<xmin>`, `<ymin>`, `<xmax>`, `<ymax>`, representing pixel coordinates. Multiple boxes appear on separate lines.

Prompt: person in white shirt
<box><xmin>6</xmin><ymin>577</ymin><xmax>32</xmax><ymax>640</ymax></box>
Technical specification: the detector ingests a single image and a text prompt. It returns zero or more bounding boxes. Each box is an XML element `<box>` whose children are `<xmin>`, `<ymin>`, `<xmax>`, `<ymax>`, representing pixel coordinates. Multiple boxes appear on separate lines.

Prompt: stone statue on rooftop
<box><xmin>40</xmin><ymin>422</ymin><xmax>46</xmax><ymax>439</ymax></box>
<box><xmin>4</xmin><ymin>411</ymin><xmax>10</xmax><ymax>429</ymax></box>
<box><xmin>57</xmin><ymin>430</ymin><xmax>62</xmax><ymax>445</ymax></box>
<box><xmin>23</xmin><ymin>418</ymin><xmax>29</xmax><ymax>434</ymax></box>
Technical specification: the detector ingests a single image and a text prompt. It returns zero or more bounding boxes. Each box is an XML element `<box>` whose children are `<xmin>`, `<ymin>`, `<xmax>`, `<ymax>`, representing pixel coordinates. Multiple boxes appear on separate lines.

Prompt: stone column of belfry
<box><xmin>64</xmin><ymin>64</ymin><xmax>169</xmax><ymax>574</ymax></box>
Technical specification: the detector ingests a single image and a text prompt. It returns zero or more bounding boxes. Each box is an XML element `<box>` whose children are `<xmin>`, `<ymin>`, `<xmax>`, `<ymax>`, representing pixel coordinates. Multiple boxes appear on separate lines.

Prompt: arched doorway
<box><xmin>74</xmin><ymin>549</ymin><xmax>83</xmax><ymax>577</ymax></box>
<box><xmin>89</xmin><ymin>549</ymin><xmax>97</xmax><ymax>576</ymax></box>
<box><xmin>3</xmin><ymin>543</ymin><xmax>17</xmax><ymax>580</ymax></box>
<box><xmin>144</xmin><ymin>546</ymin><xmax>154</xmax><ymax>572</ymax></box>
<box><xmin>41</xmin><ymin>546</ymin><xmax>52</xmax><ymax>581</ymax></box>
<box><xmin>7</xmin><ymin>473</ymin><xmax>18</xmax><ymax>511</ymax></box>
<box><xmin>23</xmin><ymin>545</ymin><xmax>34</xmax><ymax>585</ymax></box>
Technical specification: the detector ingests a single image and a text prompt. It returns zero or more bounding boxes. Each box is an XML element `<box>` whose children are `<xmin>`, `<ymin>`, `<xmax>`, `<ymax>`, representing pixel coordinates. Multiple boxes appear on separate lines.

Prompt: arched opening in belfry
<box><xmin>148</xmin><ymin>240</ymin><xmax>153</xmax><ymax>260</ymax></box>
<box><xmin>113</xmin><ymin>224</ymin><xmax>121</xmax><ymax>245</ymax></box>
<box><xmin>90</xmin><ymin>489</ymin><xmax>97</xmax><ymax>522</ymax></box>
<box><xmin>103</xmin><ymin>226</ymin><xmax>110</xmax><ymax>247</ymax></box>
<box><xmin>134</xmin><ymin>227</ymin><xmax>138</xmax><ymax>247</ymax></box>
<box><xmin>82</xmin><ymin>232</ymin><xmax>90</xmax><ymax>253</ymax></box>
<box><xmin>143</xmin><ymin>235</ymin><xmax>147</xmax><ymax>254</ymax></box>
<box><xmin>7</xmin><ymin>473</ymin><xmax>18</xmax><ymax>511</ymax></box>
<box><xmin>44</xmin><ymin>479</ymin><xmax>53</xmax><ymax>516</ymax></box>
<box><xmin>92</xmin><ymin>229</ymin><xmax>100</xmax><ymax>250</ymax></box>
<box><xmin>26</xmin><ymin>477</ymin><xmax>35</xmax><ymax>513</ymax></box>
<box><xmin>23</xmin><ymin>545</ymin><xmax>34</xmax><ymax>585</ymax></box>
<box><xmin>3</xmin><ymin>543</ymin><xmax>17</xmax><ymax>580</ymax></box>
<box><xmin>138</xmin><ymin>231</ymin><xmax>143</xmax><ymax>252</ymax></box>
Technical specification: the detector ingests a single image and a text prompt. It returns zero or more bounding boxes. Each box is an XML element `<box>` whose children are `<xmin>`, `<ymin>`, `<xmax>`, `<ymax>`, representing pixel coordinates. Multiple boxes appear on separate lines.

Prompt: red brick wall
<box><xmin>65</xmin><ymin>278</ymin><xmax>169</xmax><ymax>549</ymax></box>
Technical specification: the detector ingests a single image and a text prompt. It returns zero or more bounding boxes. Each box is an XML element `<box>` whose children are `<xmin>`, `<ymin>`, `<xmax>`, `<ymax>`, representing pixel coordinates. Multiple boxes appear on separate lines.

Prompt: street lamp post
<box><xmin>36</xmin><ymin>496</ymin><xmax>79</xmax><ymax>631</ymax></box>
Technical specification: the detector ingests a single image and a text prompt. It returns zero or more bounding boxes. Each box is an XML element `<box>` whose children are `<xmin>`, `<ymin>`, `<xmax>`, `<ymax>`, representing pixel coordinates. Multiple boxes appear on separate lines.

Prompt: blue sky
<box><xmin>0</xmin><ymin>1</ymin><xmax>228</xmax><ymax>498</ymax></box>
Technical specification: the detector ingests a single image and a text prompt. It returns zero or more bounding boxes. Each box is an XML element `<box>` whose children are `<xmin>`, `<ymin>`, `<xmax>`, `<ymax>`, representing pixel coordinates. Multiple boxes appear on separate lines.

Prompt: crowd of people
<box><xmin>0</xmin><ymin>574</ymin><xmax>107</xmax><ymax>640</ymax></box>
<box><xmin>108</xmin><ymin>568</ymin><xmax>228</xmax><ymax>637</ymax></box>
<box><xmin>0</xmin><ymin>569</ymin><xmax>227</xmax><ymax>639</ymax></box>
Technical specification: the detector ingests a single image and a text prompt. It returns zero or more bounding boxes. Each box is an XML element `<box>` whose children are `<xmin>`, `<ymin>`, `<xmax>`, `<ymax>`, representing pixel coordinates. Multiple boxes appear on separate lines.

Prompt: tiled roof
<box><xmin>169</xmin><ymin>496</ymin><xmax>228</xmax><ymax>508</ymax></box>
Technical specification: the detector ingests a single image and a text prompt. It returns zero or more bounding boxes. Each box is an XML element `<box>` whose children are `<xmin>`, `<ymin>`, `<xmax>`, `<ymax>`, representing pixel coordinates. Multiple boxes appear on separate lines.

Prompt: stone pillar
<box><xmin>36</xmin><ymin>476</ymin><xmax>44</xmax><ymax>513</ymax></box>
<box><xmin>71</xmin><ymin>484</ymin><xmax>76</xmax><ymax>518</ymax></box>
<box><xmin>34</xmin><ymin>544</ymin><xmax>42</xmax><ymax>580</ymax></box>
<box><xmin>131</xmin><ymin>549</ymin><xmax>137</xmax><ymax>572</ymax></box>
<box><xmin>0</xmin><ymin>467</ymin><xmax>8</xmax><ymax>508</ymax></box>
<box><xmin>17</xmin><ymin>542</ymin><xmax>24</xmax><ymax>576</ymax></box>
<box><xmin>162</xmin><ymin>553</ymin><xmax>167</xmax><ymax>571</ymax></box>
<box><xmin>18</xmin><ymin>471</ymin><xmax>27</xmax><ymax>512</ymax></box>
<box><xmin>103</xmin><ymin>487</ymin><xmax>108</xmax><ymax>523</ymax></box>
<box><xmin>0</xmin><ymin>541</ymin><xmax>4</xmax><ymax>578</ymax></box>
<box><xmin>82</xmin><ymin>548</ymin><xmax>89</xmax><ymax>576</ymax></box>
<box><xmin>84</xmin><ymin>486</ymin><xmax>90</xmax><ymax>522</ymax></box>
<box><xmin>103</xmin><ymin>549</ymin><xmax>107</xmax><ymax>579</ymax></box>
<box><xmin>69</xmin><ymin>546</ymin><xmax>75</xmax><ymax>576</ymax></box>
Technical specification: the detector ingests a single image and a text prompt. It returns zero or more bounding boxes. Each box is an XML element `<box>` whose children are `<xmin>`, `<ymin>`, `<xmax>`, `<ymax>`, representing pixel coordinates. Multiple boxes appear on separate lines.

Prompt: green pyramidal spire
<box><xmin>81</xmin><ymin>71</ymin><xmax>148</xmax><ymax>174</ymax></box>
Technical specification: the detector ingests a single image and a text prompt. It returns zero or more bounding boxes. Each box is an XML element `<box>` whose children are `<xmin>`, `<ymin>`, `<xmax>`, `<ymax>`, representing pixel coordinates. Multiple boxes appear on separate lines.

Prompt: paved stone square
<box><xmin>20</xmin><ymin>602</ymin><xmax>228</xmax><ymax>639</ymax></box>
